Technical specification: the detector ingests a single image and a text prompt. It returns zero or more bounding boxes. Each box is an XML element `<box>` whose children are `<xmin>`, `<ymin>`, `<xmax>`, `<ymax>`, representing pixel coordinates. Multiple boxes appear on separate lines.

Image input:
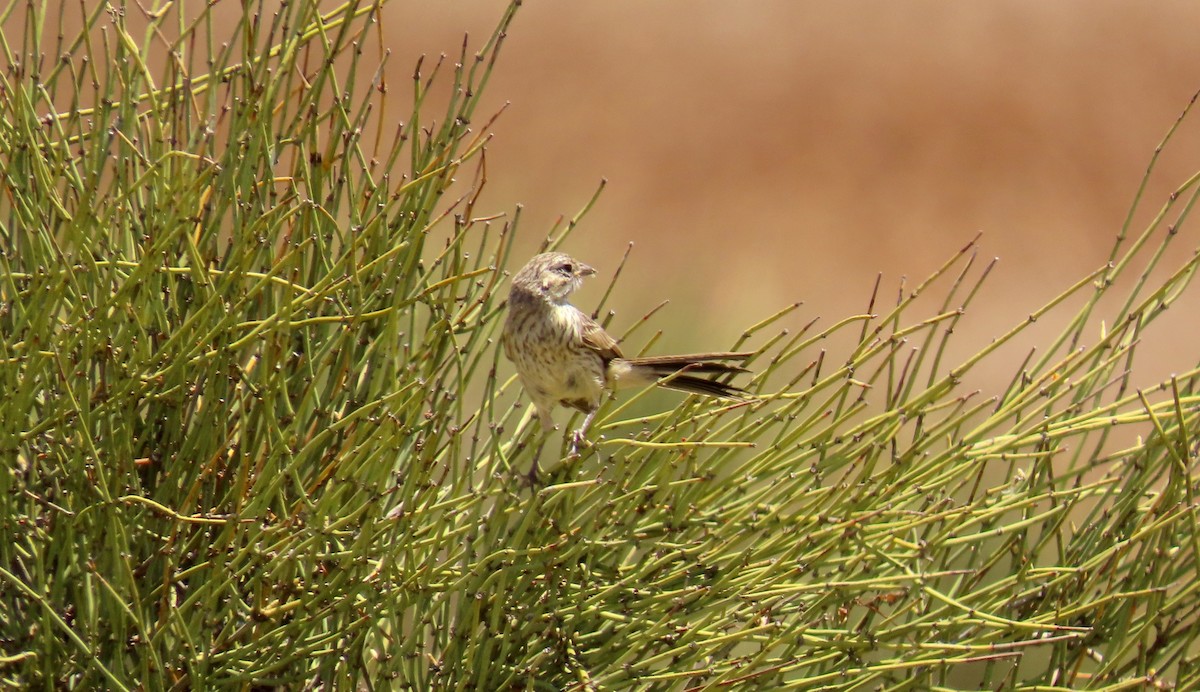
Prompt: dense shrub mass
<box><xmin>2</xmin><ymin>2</ymin><xmax>1200</xmax><ymax>688</ymax></box>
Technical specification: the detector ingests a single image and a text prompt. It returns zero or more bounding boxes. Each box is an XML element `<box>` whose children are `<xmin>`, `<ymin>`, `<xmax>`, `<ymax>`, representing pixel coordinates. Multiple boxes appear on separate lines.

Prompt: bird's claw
<box><xmin>568</xmin><ymin>429</ymin><xmax>590</xmax><ymax>458</ymax></box>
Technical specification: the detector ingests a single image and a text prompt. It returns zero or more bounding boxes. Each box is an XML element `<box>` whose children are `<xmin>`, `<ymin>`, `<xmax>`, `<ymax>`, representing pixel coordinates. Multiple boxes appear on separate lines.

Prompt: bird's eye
<box><xmin>558</xmin><ymin>263</ymin><xmax>573</xmax><ymax>274</ymax></box>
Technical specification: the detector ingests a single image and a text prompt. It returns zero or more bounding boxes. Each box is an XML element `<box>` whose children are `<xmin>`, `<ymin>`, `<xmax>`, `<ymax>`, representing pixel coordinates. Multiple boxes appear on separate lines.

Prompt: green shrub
<box><xmin>3</xmin><ymin>2</ymin><xmax>1200</xmax><ymax>689</ymax></box>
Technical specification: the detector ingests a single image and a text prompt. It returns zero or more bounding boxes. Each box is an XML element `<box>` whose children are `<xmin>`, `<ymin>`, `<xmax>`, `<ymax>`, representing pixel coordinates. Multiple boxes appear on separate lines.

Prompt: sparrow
<box><xmin>501</xmin><ymin>251</ymin><xmax>751</xmax><ymax>483</ymax></box>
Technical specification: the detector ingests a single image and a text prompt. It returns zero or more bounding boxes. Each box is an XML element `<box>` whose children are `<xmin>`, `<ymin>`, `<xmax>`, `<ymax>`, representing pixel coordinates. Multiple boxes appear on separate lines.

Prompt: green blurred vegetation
<box><xmin>3</xmin><ymin>1</ymin><xmax>1200</xmax><ymax>689</ymax></box>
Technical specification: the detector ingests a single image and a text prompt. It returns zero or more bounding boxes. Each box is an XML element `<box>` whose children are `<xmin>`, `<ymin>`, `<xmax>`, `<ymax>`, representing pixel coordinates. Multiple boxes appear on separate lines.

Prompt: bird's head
<box><xmin>511</xmin><ymin>251</ymin><xmax>597</xmax><ymax>305</ymax></box>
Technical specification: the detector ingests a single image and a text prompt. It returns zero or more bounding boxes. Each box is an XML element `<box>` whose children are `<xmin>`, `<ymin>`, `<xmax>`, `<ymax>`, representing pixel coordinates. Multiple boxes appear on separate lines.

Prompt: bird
<box><xmin>501</xmin><ymin>251</ymin><xmax>752</xmax><ymax>483</ymax></box>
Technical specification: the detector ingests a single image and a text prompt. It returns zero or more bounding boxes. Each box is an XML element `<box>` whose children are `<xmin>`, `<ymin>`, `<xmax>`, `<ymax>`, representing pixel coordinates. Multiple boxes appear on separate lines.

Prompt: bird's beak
<box><xmin>578</xmin><ymin>263</ymin><xmax>596</xmax><ymax>277</ymax></box>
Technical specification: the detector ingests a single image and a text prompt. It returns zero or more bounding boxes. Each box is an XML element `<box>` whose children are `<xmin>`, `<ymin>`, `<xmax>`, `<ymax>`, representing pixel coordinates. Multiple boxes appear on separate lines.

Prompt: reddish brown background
<box><xmin>389</xmin><ymin>2</ymin><xmax>1200</xmax><ymax>390</ymax></box>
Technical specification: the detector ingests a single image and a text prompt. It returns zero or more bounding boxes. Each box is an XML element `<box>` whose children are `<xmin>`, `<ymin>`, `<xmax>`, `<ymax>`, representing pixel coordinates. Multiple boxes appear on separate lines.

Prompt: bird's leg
<box><xmin>524</xmin><ymin>407</ymin><xmax>556</xmax><ymax>486</ymax></box>
<box><xmin>569</xmin><ymin>409</ymin><xmax>598</xmax><ymax>457</ymax></box>
<box><xmin>526</xmin><ymin>437</ymin><xmax>546</xmax><ymax>486</ymax></box>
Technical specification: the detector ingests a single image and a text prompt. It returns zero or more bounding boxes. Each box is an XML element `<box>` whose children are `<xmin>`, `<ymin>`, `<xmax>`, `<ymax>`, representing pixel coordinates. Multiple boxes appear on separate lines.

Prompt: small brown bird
<box><xmin>502</xmin><ymin>251</ymin><xmax>752</xmax><ymax>483</ymax></box>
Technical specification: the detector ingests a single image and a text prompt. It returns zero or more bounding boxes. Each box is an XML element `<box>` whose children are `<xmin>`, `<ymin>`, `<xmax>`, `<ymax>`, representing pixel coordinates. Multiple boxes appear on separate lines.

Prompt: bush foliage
<box><xmin>3</xmin><ymin>1</ymin><xmax>1200</xmax><ymax>689</ymax></box>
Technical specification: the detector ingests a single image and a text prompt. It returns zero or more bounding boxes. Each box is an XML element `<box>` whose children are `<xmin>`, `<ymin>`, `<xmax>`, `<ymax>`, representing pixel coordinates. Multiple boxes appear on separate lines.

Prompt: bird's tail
<box><xmin>618</xmin><ymin>352</ymin><xmax>753</xmax><ymax>399</ymax></box>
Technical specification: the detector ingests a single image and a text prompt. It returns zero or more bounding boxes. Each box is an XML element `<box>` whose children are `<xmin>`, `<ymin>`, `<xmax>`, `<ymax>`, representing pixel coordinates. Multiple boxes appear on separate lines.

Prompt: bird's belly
<box><xmin>504</xmin><ymin>303</ymin><xmax>608</xmax><ymax>410</ymax></box>
<box><xmin>522</xmin><ymin>348</ymin><xmax>604</xmax><ymax>402</ymax></box>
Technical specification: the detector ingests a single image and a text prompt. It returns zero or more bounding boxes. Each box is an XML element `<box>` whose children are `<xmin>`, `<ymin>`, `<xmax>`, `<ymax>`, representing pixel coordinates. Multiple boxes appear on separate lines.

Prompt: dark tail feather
<box><xmin>619</xmin><ymin>352</ymin><xmax>752</xmax><ymax>399</ymax></box>
<box><xmin>656</xmin><ymin>373</ymin><xmax>748</xmax><ymax>400</ymax></box>
<box><xmin>625</xmin><ymin>352</ymin><xmax>753</xmax><ymax>376</ymax></box>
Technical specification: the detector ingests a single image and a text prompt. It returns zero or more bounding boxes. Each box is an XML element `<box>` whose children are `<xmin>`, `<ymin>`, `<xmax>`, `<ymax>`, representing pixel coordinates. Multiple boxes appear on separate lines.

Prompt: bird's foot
<box><xmin>568</xmin><ymin>429</ymin><xmax>590</xmax><ymax>459</ymax></box>
<box><xmin>522</xmin><ymin>438</ymin><xmax>547</xmax><ymax>488</ymax></box>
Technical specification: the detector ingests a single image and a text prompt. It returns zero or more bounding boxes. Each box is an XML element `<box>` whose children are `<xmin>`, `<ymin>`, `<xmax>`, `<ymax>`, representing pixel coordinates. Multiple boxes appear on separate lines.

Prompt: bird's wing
<box><xmin>579</xmin><ymin>311</ymin><xmax>623</xmax><ymax>363</ymax></box>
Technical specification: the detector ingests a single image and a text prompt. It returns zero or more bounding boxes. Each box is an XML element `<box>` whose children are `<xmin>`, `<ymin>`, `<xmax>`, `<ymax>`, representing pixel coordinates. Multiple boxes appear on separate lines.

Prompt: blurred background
<box><xmin>15</xmin><ymin>1</ymin><xmax>1199</xmax><ymax>390</ymax></box>
<box><xmin>387</xmin><ymin>1</ymin><xmax>1200</xmax><ymax>392</ymax></box>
